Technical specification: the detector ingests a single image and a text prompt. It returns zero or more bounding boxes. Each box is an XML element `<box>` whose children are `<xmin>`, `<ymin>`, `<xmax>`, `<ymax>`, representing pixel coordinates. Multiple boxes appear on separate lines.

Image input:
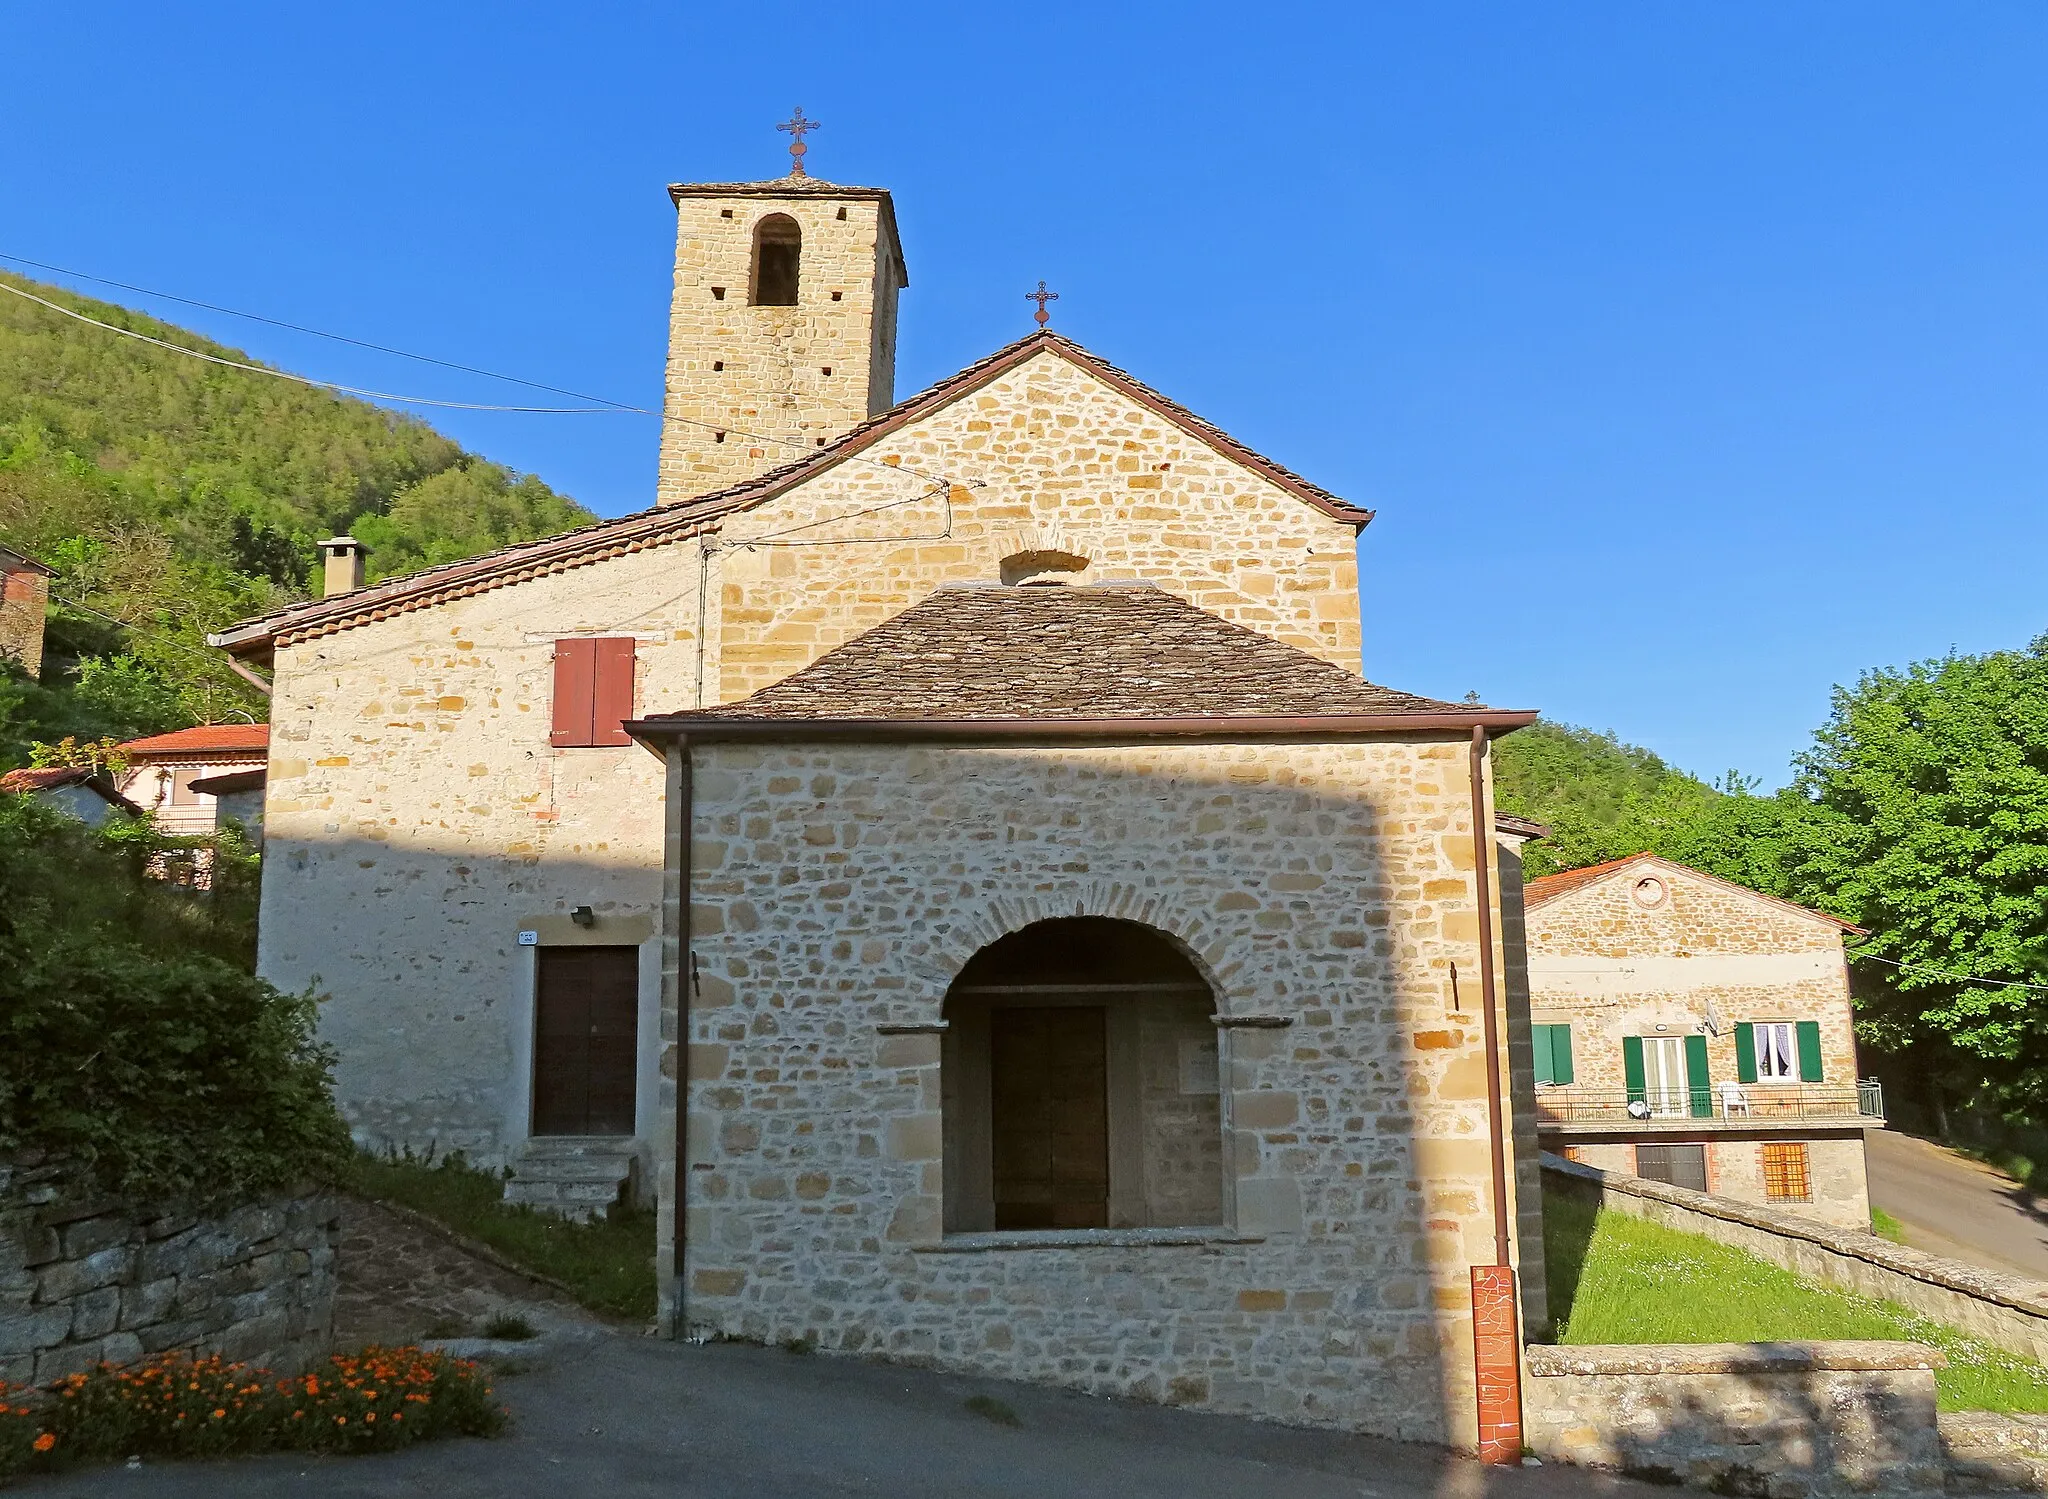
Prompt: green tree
<box><xmin>1786</xmin><ymin>636</ymin><xmax>2048</xmax><ymax>1115</ymax></box>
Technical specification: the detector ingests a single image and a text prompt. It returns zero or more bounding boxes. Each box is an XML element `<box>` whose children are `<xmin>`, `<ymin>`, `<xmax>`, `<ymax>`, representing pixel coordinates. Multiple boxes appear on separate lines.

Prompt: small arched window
<box><xmin>750</xmin><ymin>214</ymin><xmax>801</xmax><ymax>306</ymax></box>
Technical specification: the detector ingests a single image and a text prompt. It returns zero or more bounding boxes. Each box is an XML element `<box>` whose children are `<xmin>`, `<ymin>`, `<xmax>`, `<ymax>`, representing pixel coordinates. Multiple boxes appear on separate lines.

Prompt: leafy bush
<box><xmin>0</xmin><ymin>1348</ymin><xmax>505</xmax><ymax>1478</ymax></box>
<box><xmin>0</xmin><ymin>795</ymin><xmax>348</xmax><ymax>1200</ymax></box>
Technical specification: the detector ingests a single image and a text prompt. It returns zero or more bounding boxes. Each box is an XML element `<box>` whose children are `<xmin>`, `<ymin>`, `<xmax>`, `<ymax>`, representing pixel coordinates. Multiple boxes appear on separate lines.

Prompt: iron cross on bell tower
<box><xmin>776</xmin><ymin>108</ymin><xmax>821</xmax><ymax>177</ymax></box>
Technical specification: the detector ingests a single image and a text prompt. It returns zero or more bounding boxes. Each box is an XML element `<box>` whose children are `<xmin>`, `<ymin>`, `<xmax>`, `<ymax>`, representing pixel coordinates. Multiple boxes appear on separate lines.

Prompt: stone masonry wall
<box><xmin>659</xmin><ymin>185</ymin><xmax>904</xmax><ymax>505</ymax></box>
<box><xmin>706</xmin><ymin>350</ymin><xmax>1364</xmax><ymax>701</ymax></box>
<box><xmin>665</xmin><ymin>735</ymin><xmax>1527</xmax><ymax>1449</ymax></box>
<box><xmin>0</xmin><ymin>1164</ymin><xmax>337</xmax><ymax>1384</ymax></box>
<box><xmin>1524</xmin><ymin>1341</ymin><xmax>1947</xmax><ymax>1497</ymax></box>
<box><xmin>260</xmin><ymin>544</ymin><xmax>701</xmax><ymax>1163</ymax></box>
<box><xmin>0</xmin><ymin>565</ymin><xmax>47</xmax><ymax>678</ymax></box>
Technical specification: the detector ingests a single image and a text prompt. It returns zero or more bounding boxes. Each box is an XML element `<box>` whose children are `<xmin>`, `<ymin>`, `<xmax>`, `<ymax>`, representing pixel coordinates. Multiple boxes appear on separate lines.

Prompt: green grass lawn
<box><xmin>349</xmin><ymin>1153</ymin><xmax>657</xmax><ymax>1321</ymax></box>
<box><xmin>1544</xmin><ymin>1191</ymin><xmax>2048</xmax><ymax>1413</ymax></box>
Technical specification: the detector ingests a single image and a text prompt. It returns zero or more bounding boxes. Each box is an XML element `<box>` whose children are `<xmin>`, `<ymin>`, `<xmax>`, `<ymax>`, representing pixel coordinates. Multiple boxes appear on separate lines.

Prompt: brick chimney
<box><xmin>319</xmin><ymin>537</ymin><xmax>366</xmax><ymax>597</ymax></box>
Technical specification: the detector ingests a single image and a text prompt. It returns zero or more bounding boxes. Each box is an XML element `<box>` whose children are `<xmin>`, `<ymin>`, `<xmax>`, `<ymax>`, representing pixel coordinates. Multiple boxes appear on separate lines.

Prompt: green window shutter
<box><xmin>1735</xmin><ymin>1022</ymin><xmax>1758</xmax><ymax>1084</ymax></box>
<box><xmin>1622</xmin><ymin>1035</ymin><xmax>1646</xmax><ymax>1105</ymax></box>
<box><xmin>1796</xmin><ymin>1021</ymin><xmax>1824</xmax><ymax>1083</ymax></box>
<box><xmin>1531</xmin><ymin>1025</ymin><xmax>1555</xmax><ymax>1085</ymax></box>
<box><xmin>1552</xmin><ymin>1024</ymin><xmax>1574</xmax><ymax>1085</ymax></box>
<box><xmin>1685</xmin><ymin>1033</ymin><xmax>1713</xmax><ymax>1117</ymax></box>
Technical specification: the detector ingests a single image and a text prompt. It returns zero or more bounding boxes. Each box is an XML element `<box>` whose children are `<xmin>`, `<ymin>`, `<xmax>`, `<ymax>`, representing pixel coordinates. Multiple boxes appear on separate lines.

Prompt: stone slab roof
<box><xmin>210</xmin><ymin>331</ymin><xmax>1372</xmax><ymax>661</ymax></box>
<box><xmin>1524</xmin><ymin>851</ymin><xmax>1864</xmax><ymax>933</ymax></box>
<box><xmin>637</xmin><ymin>582</ymin><xmax>1518</xmax><ymax>733</ymax></box>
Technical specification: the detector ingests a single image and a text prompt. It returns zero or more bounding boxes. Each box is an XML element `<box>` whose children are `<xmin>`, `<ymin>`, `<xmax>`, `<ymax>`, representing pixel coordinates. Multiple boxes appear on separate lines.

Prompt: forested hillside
<box><xmin>0</xmin><ymin>269</ymin><xmax>593</xmax><ymax>757</ymax></box>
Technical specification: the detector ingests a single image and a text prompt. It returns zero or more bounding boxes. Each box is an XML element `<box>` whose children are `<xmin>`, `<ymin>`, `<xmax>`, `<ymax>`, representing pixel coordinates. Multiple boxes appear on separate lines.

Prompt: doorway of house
<box><xmin>1642</xmin><ymin>1036</ymin><xmax>1689</xmax><ymax>1118</ymax></box>
<box><xmin>532</xmin><ymin>946</ymin><xmax>639</xmax><ymax>1136</ymax></box>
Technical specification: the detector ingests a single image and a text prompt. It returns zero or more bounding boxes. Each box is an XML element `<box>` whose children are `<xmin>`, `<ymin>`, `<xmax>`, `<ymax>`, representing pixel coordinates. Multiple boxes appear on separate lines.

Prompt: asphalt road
<box><xmin>18</xmin><ymin>1334</ymin><xmax>1664</xmax><ymax>1499</ymax></box>
<box><xmin>1866</xmin><ymin>1128</ymin><xmax>2048</xmax><ymax>1282</ymax></box>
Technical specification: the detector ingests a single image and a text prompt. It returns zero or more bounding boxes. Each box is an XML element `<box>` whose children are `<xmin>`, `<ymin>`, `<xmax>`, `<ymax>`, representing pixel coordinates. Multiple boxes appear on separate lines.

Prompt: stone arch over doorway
<box><xmin>939</xmin><ymin>916</ymin><xmax>1226</xmax><ymax>1234</ymax></box>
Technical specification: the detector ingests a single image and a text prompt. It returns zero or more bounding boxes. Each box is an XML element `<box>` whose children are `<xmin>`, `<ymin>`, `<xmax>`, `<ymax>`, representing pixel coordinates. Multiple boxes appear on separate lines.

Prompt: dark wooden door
<box><xmin>990</xmin><ymin>1006</ymin><xmax>1108</xmax><ymax>1229</ymax></box>
<box><xmin>532</xmin><ymin>946</ymin><xmax>639</xmax><ymax>1136</ymax></box>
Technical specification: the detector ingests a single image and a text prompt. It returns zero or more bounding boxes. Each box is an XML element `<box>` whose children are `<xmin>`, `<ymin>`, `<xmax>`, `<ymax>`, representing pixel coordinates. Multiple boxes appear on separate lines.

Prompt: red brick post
<box><xmin>1471</xmin><ymin>1262</ymin><xmax>1524</xmax><ymax>1463</ymax></box>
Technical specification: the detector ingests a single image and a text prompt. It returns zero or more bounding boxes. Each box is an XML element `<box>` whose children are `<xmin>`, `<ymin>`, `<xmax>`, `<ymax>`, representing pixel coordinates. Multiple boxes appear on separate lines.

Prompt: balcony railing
<box><xmin>1535</xmin><ymin>1080</ymin><xmax>1884</xmax><ymax>1128</ymax></box>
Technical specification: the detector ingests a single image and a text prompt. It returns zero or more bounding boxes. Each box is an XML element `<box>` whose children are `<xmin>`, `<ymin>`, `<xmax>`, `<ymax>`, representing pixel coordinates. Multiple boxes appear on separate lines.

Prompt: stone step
<box><xmin>502</xmin><ymin>1139</ymin><xmax>639</xmax><ymax>1221</ymax></box>
<box><xmin>503</xmin><ymin>1179</ymin><xmax>626</xmax><ymax>1207</ymax></box>
<box><xmin>517</xmin><ymin>1136</ymin><xmax>639</xmax><ymax>1161</ymax></box>
<box><xmin>509</xmin><ymin>1157</ymin><xmax>634</xmax><ymax>1185</ymax></box>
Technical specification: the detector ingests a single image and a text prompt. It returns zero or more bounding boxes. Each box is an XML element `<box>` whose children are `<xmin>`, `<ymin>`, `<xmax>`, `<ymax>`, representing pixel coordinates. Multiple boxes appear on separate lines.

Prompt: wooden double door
<box><xmin>532</xmin><ymin>946</ymin><xmax>639</xmax><ymax>1137</ymax></box>
<box><xmin>990</xmin><ymin>1006</ymin><xmax>1109</xmax><ymax>1230</ymax></box>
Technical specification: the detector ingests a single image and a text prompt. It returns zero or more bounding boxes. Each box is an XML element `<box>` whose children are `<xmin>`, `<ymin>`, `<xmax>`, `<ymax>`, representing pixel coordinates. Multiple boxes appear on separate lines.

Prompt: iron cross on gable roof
<box><xmin>776</xmin><ymin>108</ymin><xmax>820</xmax><ymax>177</ymax></box>
<box><xmin>1027</xmin><ymin>280</ymin><xmax>1058</xmax><ymax>327</ymax></box>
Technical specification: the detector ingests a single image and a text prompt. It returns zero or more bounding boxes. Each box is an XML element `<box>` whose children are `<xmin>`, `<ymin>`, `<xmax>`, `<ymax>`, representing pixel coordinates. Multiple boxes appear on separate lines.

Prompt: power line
<box><xmin>0</xmin><ymin>250</ymin><xmax>641</xmax><ymax>410</ymax></box>
<box><xmin>0</xmin><ymin>262</ymin><xmax>972</xmax><ymax>489</ymax></box>
<box><xmin>0</xmin><ymin>280</ymin><xmax>616</xmax><ymax>413</ymax></box>
<box><xmin>1848</xmin><ymin>951</ymin><xmax>2048</xmax><ymax>996</ymax></box>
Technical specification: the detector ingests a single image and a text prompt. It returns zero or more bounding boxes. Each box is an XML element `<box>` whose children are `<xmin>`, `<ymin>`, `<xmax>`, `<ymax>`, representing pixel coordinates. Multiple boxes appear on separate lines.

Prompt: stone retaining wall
<box><xmin>1544</xmin><ymin>1152</ymin><xmax>2048</xmax><ymax>1364</ymax></box>
<box><xmin>0</xmin><ymin>1161</ymin><xmax>338</xmax><ymax>1384</ymax></box>
<box><xmin>1524</xmin><ymin>1340</ymin><xmax>1948</xmax><ymax>1497</ymax></box>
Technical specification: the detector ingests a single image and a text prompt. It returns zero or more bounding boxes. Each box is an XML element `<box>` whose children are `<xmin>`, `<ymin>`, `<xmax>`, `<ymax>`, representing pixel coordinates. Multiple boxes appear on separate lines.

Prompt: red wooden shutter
<box><xmin>590</xmin><ymin>637</ymin><xmax>636</xmax><ymax>746</ymax></box>
<box><xmin>550</xmin><ymin>638</ymin><xmax>597</xmax><ymax>747</ymax></box>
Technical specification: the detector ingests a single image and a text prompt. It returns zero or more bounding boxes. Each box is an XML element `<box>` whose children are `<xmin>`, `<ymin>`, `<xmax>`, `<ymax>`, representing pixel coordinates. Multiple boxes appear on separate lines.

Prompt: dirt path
<box><xmin>331</xmin><ymin>1196</ymin><xmax>602</xmax><ymax>1345</ymax></box>
<box><xmin>1866</xmin><ymin>1129</ymin><xmax>2048</xmax><ymax>1282</ymax></box>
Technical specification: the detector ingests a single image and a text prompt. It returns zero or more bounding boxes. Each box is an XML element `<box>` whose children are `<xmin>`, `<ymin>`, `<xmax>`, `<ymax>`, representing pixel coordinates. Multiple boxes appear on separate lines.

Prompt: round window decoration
<box><xmin>1631</xmin><ymin>876</ymin><xmax>1668</xmax><ymax>909</ymax></box>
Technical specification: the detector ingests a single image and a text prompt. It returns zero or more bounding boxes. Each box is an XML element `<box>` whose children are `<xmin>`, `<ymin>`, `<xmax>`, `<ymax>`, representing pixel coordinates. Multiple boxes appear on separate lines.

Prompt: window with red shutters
<box><xmin>550</xmin><ymin>637</ymin><xmax>636</xmax><ymax>747</ymax></box>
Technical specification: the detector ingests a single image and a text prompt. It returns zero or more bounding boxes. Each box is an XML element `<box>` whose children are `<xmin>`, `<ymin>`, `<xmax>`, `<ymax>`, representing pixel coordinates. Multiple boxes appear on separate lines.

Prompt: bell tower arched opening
<box><xmin>940</xmin><ymin>917</ymin><xmax>1224</xmax><ymax>1234</ymax></box>
<box><xmin>749</xmin><ymin>213</ymin><xmax>801</xmax><ymax>306</ymax></box>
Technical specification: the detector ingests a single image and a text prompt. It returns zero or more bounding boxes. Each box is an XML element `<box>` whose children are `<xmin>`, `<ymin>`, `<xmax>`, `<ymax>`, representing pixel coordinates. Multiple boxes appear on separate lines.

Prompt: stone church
<box><xmin>214</xmin><ymin>144</ymin><xmax>1541</xmax><ymax>1451</ymax></box>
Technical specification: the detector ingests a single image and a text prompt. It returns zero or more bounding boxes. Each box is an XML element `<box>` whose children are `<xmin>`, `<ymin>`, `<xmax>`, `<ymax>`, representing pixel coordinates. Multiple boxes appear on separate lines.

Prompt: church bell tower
<box><xmin>656</xmin><ymin>114</ymin><xmax>910</xmax><ymax>507</ymax></box>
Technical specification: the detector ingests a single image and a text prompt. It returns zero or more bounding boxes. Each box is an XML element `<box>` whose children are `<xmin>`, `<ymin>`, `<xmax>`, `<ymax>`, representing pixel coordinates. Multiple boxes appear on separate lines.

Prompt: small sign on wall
<box><xmin>1180</xmin><ymin>1038</ymin><xmax>1220</xmax><ymax>1095</ymax></box>
<box><xmin>517</xmin><ymin>930</ymin><xmax>539</xmax><ymax>946</ymax></box>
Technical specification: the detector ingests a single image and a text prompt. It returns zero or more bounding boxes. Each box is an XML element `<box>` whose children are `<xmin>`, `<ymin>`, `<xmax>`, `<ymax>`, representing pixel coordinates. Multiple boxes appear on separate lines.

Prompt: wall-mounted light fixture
<box><xmin>571</xmin><ymin>906</ymin><xmax>596</xmax><ymax>928</ymax></box>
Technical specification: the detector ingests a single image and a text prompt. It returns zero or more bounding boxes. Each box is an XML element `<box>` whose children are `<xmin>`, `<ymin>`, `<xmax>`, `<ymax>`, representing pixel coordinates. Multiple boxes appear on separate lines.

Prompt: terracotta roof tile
<box><xmin>1</xmin><ymin>766</ymin><xmax>96</xmax><ymax>793</ymax></box>
<box><xmin>119</xmin><ymin>723</ymin><xmax>271</xmax><ymax>758</ymax></box>
<box><xmin>656</xmin><ymin>582</ymin><xmax>1470</xmax><ymax>725</ymax></box>
<box><xmin>1522</xmin><ymin>853</ymin><xmax>1657</xmax><ymax>908</ymax></box>
<box><xmin>210</xmin><ymin>331</ymin><xmax>1370</xmax><ymax>658</ymax></box>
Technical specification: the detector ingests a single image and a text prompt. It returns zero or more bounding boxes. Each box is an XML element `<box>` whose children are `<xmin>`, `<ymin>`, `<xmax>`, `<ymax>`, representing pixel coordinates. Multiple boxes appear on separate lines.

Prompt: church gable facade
<box><xmin>215</xmin><ymin>164</ymin><xmax>1377</xmax><ymax>1189</ymax></box>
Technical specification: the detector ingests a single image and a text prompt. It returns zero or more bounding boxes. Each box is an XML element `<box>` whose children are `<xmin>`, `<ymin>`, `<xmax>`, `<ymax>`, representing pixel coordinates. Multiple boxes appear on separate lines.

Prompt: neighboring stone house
<box><xmin>0</xmin><ymin>545</ymin><xmax>50</xmax><ymax>679</ymax></box>
<box><xmin>0</xmin><ymin>765</ymin><xmax>137</xmax><ymax>826</ymax></box>
<box><xmin>207</xmin><ymin>152</ymin><xmax>1554</xmax><ymax>1448</ymax></box>
<box><xmin>628</xmin><ymin>579</ymin><xmax>1538</xmax><ymax>1444</ymax></box>
<box><xmin>116</xmin><ymin>723</ymin><xmax>270</xmax><ymax>838</ymax></box>
<box><xmin>1517</xmin><ymin>853</ymin><xmax>1881</xmax><ymax>1229</ymax></box>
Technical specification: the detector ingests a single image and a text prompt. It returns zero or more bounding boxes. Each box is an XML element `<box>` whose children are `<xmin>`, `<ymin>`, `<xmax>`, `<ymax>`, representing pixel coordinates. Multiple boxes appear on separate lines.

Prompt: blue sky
<box><xmin>10</xmin><ymin>3</ymin><xmax>2048</xmax><ymax>785</ymax></box>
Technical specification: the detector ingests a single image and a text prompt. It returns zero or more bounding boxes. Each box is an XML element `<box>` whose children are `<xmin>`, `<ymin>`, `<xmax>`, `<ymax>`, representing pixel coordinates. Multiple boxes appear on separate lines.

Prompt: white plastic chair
<box><xmin>1719</xmin><ymin>1080</ymin><xmax>1750</xmax><ymax>1117</ymax></box>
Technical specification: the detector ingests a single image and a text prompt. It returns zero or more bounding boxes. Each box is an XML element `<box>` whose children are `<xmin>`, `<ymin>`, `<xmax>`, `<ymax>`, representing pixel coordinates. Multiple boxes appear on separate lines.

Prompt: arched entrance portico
<box><xmin>940</xmin><ymin>917</ymin><xmax>1224</xmax><ymax>1234</ymax></box>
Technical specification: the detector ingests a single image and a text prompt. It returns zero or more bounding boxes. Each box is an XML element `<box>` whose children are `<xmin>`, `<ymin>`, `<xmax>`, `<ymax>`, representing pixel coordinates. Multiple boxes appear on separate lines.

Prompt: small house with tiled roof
<box><xmin>208</xmin><ymin>147</ymin><xmax>1552</xmax><ymax>1450</ymax></box>
<box><xmin>1516</xmin><ymin>851</ymin><xmax>1882</xmax><ymax>1227</ymax></box>
<box><xmin>115</xmin><ymin>723</ymin><xmax>270</xmax><ymax>839</ymax></box>
<box><xmin>0</xmin><ymin>765</ymin><xmax>138</xmax><ymax>826</ymax></box>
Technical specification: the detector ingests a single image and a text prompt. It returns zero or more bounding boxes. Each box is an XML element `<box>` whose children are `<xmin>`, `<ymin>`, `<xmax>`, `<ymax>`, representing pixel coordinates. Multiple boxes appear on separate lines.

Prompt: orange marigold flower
<box><xmin>33</xmin><ymin>1433</ymin><xmax>56</xmax><ymax>1453</ymax></box>
<box><xmin>212</xmin><ymin>1408</ymin><xmax>226</xmax><ymax>1419</ymax></box>
<box><xmin>335</xmin><ymin>1416</ymin><xmax>346</xmax><ymax>1425</ymax></box>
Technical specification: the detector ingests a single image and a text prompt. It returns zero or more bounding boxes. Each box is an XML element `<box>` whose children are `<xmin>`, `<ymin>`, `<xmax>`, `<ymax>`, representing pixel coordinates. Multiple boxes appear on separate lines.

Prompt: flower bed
<box><xmin>0</xmin><ymin>1346</ymin><xmax>505</xmax><ymax>1478</ymax></box>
